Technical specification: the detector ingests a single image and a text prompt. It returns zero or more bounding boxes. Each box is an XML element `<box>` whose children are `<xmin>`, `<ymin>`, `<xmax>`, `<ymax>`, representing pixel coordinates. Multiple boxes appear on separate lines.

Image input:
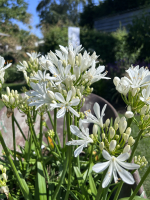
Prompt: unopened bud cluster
<box><xmin>99</xmin><ymin>116</ymin><xmax>134</xmax><ymax>155</ymax></box>
<box><xmin>0</xmin><ymin>165</ymin><xmax>9</xmax><ymax>198</ymax></box>
<box><xmin>134</xmin><ymin>155</ymin><xmax>148</xmax><ymax>169</ymax></box>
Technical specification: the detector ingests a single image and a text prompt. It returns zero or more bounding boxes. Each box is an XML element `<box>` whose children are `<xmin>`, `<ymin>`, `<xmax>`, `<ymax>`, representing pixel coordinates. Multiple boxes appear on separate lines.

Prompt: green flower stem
<box><xmin>52</xmin><ymin>154</ymin><xmax>69</xmax><ymax>200</ymax></box>
<box><xmin>103</xmin><ymin>185</ymin><xmax>109</xmax><ymax>200</ymax></box>
<box><xmin>27</xmin><ymin>111</ymin><xmax>41</xmax><ymax>159</ymax></box>
<box><xmin>14</xmin><ymin>116</ymin><xmax>26</xmax><ymax>140</ymax></box>
<box><xmin>52</xmin><ymin>138</ymin><xmax>61</xmax><ymax>158</ymax></box>
<box><xmin>39</xmin><ymin>112</ymin><xmax>43</xmax><ymax>147</ymax></box>
<box><xmin>47</xmin><ymin>110</ymin><xmax>54</xmax><ymax>128</ymax></box>
<box><xmin>129</xmin><ymin>165</ymin><xmax>150</xmax><ymax>200</ymax></box>
<box><xmin>114</xmin><ymin>129</ymin><xmax>144</xmax><ymax>200</ymax></box>
<box><xmin>64</xmin><ymin>112</ymin><xmax>72</xmax><ymax>200</ymax></box>
<box><xmin>12</xmin><ymin>113</ymin><xmax>16</xmax><ymax>163</ymax></box>
<box><xmin>129</xmin><ymin>129</ymin><xmax>143</xmax><ymax>162</ymax></box>
<box><xmin>63</xmin><ymin>117</ymin><xmax>66</xmax><ymax>159</ymax></box>
<box><xmin>74</xmin><ymin>116</ymin><xmax>80</xmax><ymax>169</ymax></box>
<box><xmin>106</xmin><ymin>184</ymin><xmax>119</xmax><ymax>200</ymax></box>
<box><xmin>0</xmin><ymin>131</ymin><xmax>33</xmax><ymax>200</ymax></box>
<box><xmin>54</xmin><ymin>109</ymin><xmax>61</xmax><ymax>148</ymax></box>
<box><xmin>8</xmin><ymin>193</ymin><xmax>14</xmax><ymax>200</ymax></box>
<box><xmin>95</xmin><ymin>170</ymin><xmax>107</xmax><ymax>200</ymax></box>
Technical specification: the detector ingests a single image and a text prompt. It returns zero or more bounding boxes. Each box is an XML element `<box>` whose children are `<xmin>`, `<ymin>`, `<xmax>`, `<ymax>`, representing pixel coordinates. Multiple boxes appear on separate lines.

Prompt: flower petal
<box><xmin>115</xmin><ymin>162</ymin><xmax>135</xmax><ymax>185</ymax></box>
<box><xmin>102</xmin><ymin>150</ymin><xmax>111</xmax><ymax>160</ymax></box>
<box><xmin>57</xmin><ymin>107</ymin><xmax>66</xmax><ymax>118</ymax></box>
<box><xmin>93</xmin><ymin>102</ymin><xmax>100</xmax><ymax>119</ymax></box>
<box><xmin>102</xmin><ymin>162</ymin><xmax>113</xmax><ymax>188</ymax></box>
<box><xmin>74</xmin><ymin>144</ymin><xmax>85</xmax><ymax>157</ymax></box>
<box><xmin>70</xmin><ymin>98</ymin><xmax>80</xmax><ymax>106</ymax></box>
<box><xmin>70</xmin><ymin>125</ymin><xmax>87</xmax><ymax>139</ymax></box>
<box><xmin>68</xmin><ymin>106</ymin><xmax>79</xmax><ymax>117</ymax></box>
<box><xmin>117</xmin><ymin>153</ymin><xmax>130</xmax><ymax>161</ymax></box>
<box><xmin>117</xmin><ymin>160</ymin><xmax>140</xmax><ymax>170</ymax></box>
<box><xmin>66</xmin><ymin>90</ymin><xmax>72</xmax><ymax>102</ymax></box>
<box><xmin>66</xmin><ymin>140</ymin><xmax>85</xmax><ymax>146</ymax></box>
<box><xmin>92</xmin><ymin>161</ymin><xmax>110</xmax><ymax>173</ymax></box>
<box><xmin>55</xmin><ymin>92</ymin><xmax>65</xmax><ymax>103</ymax></box>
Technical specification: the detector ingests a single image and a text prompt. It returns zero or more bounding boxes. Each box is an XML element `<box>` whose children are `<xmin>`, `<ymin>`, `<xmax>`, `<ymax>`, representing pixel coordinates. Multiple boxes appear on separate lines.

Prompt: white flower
<box><xmin>92</xmin><ymin>150</ymin><xmax>140</xmax><ymax>188</ymax></box>
<box><xmin>39</xmin><ymin>55</ymin><xmax>54</xmax><ymax>70</ymax></box>
<box><xmin>83</xmin><ymin>103</ymin><xmax>107</xmax><ymax>128</ymax></box>
<box><xmin>16</xmin><ymin>61</ymin><xmax>28</xmax><ymax>71</ymax></box>
<box><xmin>83</xmin><ymin>61</ymin><xmax>110</xmax><ymax>84</ymax></box>
<box><xmin>50</xmin><ymin>90</ymin><xmax>80</xmax><ymax>118</ymax></box>
<box><xmin>26</xmin><ymin>52</ymin><xmax>41</xmax><ymax>61</ymax></box>
<box><xmin>140</xmin><ymin>85</ymin><xmax>150</xmax><ymax>104</ymax></box>
<box><xmin>27</xmin><ymin>82</ymin><xmax>53</xmax><ymax>110</ymax></box>
<box><xmin>48</xmin><ymin>61</ymin><xmax>73</xmax><ymax>85</ymax></box>
<box><xmin>116</xmin><ymin>77</ymin><xmax>130</xmax><ymax>95</ymax></box>
<box><xmin>0</xmin><ymin>56</ymin><xmax>11</xmax><ymax>83</ymax></box>
<box><xmin>66</xmin><ymin>119</ymin><xmax>93</xmax><ymax>157</ymax></box>
<box><xmin>125</xmin><ymin>65</ymin><xmax>150</xmax><ymax>88</ymax></box>
<box><xmin>30</xmin><ymin>70</ymin><xmax>50</xmax><ymax>83</ymax></box>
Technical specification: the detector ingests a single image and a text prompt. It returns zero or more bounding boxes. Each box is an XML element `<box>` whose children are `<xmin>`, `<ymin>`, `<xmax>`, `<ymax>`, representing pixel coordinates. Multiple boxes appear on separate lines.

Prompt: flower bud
<box><xmin>2</xmin><ymin>95</ymin><xmax>9</xmax><ymax>102</ymax></box>
<box><xmin>113</xmin><ymin>77</ymin><xmax>120</xmax><ymax>87</ymax></box>
<box><xmin>71</xmin><ymin>86</ymin><xmax>76</xmax><ymax>97</ymax></box>
<box><xmin>10</xmin><ymin>97</ymin><xmax>15</xmax><ymax>105</ymax></box>
<box><xmin>114</xmin><ymin>117</ymin><xmax>120</xmax><ymax>125</ymax></box>
<box><xmin>73</xmin><ymin>66</ymin><xmax>80</xmax><ymax>79</ymax></box>
<box><xmin>114</xmin><ymin>123</ymin><xmax>118</xmax><ymax>131</ymax></box>
<box><xmin>119</xmin><ymin>117</ymin><xmax>127</xmax><ymax>134</ymax></box>
<box><xmin>2</xmin><ymin>173</ymin><xmax>7</xmax><ymax>181</ymax></box>
<box><xmin>128</xmin><ymin>136</ymin><xmax>135</xmax><ymax>146</ymax></box>
<box><xmin>126</xmin><ymin>127</ymin><xmax>131</xmax><ymax>135</ymax></box>
<box><xmin>6</xmin><ymin>87</ymin><xmax>10</xmax><ymax>96</ymax></box>
<box><xmin>144</xmin><ymin>115</ymin><xmax>149</xmax><ymax>121</ymax></box>
<box><xmin>93</xmin><ymin>124</ymin><xmax>98</xmax><ymax>136</ymax></box>
<box><xmin>0</xmin><ymin>165</ymin><xmax>3</xmax><ymax>170</ymax></box>
<box><xmin>132</xmin><ymin>88</ymin><xmax>138</xmax><ymax>96</ymax></box>
<box><xmin>123</xmin><ymin>145</ymin><xmax>130</xmax><ymax>153</ymax></box>
<box><xmin>23</xmin><ymin>60</ymin><xmax>28</xmax><ymax>68</ymax></box>
<box><xmin>109</xmin><ymin>127</ymin><xmax>115</xmax><ymax>139</ymax></box>
<box><xmin>125</xmin><ymin>111</ymin><xmax>134</xmax><ymax>118</ymax></box>
<box><xmin>127</xmin><ymin>106</ymin><xmax>132</xmax><ymax>111</ymax></box>
<box><xmin>99</xmin><ymin>142</ymin><xmax>104</xmax><ymax>150</ymax></box>
<box><xmin>123</xmin><ymin>133</ymin><xmax>129</xmax><ymax>142</ymax></box>
<box><xmin>47</xmin><ymin>91</ymin><xmax>55</xmax><ymax>99</ymax></box>
<box><xmin>109</xmin><ymin>140</ymin><xmax>117</xmax><ymax>152</ymax></box>
<box><xmin>105</xmin><ymin>119</ymin><xmax>110</xmax><ymax>127</ymax></box>
<box><xmin>3</xmin><ymin>168</ymin><xmax>6</xmax><ymax>173</ymax></box>
<box><xmin>115</xmin><ymin>135</ymin><xmax>119</xmax><ymax>140</ymax></box>
<box><xmin>68</xmin><ymin>50</ymin><xmax>75</xmax><ymax>66</ymax></box>
<box><xmin>102</xmin><ymin>133</ymin><xmax>105</xmax><ymax>139</ymax></box>
<box><xmin>11</xmin><ymin>90</ymin><xmax>14</xmax><ymax>95</ymax></box>
<box><xmin>140</xmin><ymin>105</ymin><xmax>147</xmax><ymax>115</ymax></box>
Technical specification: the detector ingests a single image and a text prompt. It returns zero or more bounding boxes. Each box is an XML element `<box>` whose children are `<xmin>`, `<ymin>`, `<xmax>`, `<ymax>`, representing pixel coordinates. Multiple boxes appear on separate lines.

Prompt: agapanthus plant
<box><xmin>0</xmin><ymin>44</ymin><xmax>149</xmax><ymax>200</ymax></box>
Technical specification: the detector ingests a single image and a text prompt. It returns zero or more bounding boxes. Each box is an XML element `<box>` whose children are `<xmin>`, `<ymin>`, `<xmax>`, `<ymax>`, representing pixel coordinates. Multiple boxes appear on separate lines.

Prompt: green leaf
<box><xmin>73</xmin><ymin>166</ymin><xmax>90</xmax><ymax>200</ymax></box>
<box><xmin>89</xmin><ymin>174</ymin><xmax>97</xmax><ymax>196</ymax></box>
<box><xmin>37</xmin><ymin>162</ymin><xmax>47</xmax><ymax>200</ymax></box>
<box><xmin>119</xmin><ymin>196</ymin><xmax>149</xmax><ymax>200</ymax></box>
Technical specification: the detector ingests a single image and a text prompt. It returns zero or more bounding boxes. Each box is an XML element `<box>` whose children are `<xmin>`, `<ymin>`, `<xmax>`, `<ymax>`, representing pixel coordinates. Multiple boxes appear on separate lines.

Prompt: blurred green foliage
<box><xmin>39</xmin><ymin>26</ymin><xmax>68</xmax><ymax>53</ymax></box>
<box><xmin>125</xmin><ymin>13</ymin><xmax>150</xmax><ymax>62</ymax></box>
<box><xmin>80</xmin><ymin>28</ymin><xmax>117</xmax><ymax>64</ymax></box>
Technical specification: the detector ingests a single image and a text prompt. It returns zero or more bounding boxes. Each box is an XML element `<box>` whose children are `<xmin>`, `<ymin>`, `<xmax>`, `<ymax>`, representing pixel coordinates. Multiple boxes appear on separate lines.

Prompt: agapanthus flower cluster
<box><xmin>17</xmin><ymin>44</ymin><xmax>110</xmax><ymax>118</ymax></box>
<box><xmin>2</xmin><ymin>87</ymin><xmax>28</xmax><ymax>112</ymax></box>
<box><xmin>67</xmin><ymin>102</ymin><xmax>140</xmax><ymax>188</ymax></box>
